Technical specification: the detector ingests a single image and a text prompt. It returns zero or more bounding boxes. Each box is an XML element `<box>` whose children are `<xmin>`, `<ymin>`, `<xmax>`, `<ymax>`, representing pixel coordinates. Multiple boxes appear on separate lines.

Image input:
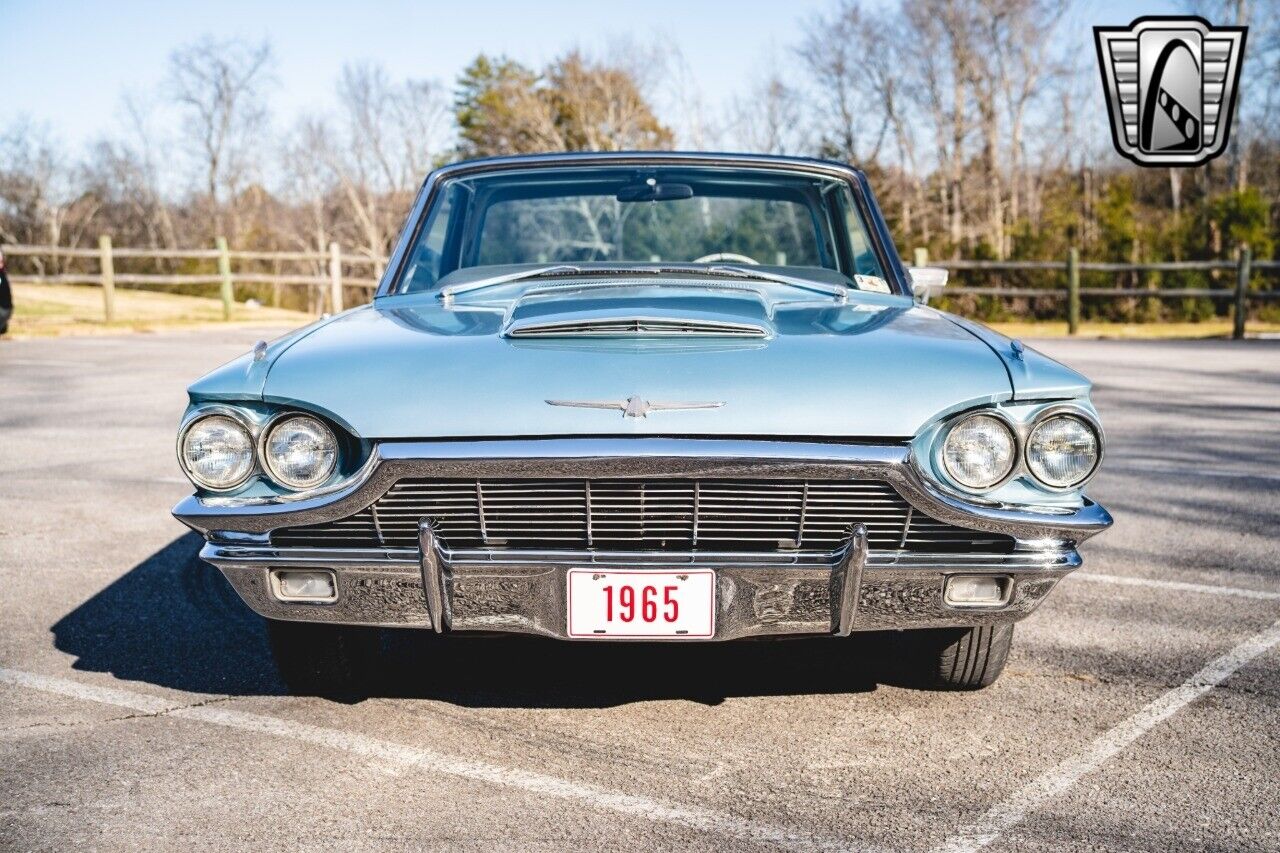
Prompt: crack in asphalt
<box><xmin>2</xmin><ymin>693</ymin><xmax>238</xmax><ymax>734</ymax></box>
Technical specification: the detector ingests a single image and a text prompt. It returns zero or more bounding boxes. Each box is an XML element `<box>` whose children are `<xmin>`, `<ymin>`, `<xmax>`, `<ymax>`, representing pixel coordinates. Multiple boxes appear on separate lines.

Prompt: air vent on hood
<box><xmin>505</xmin><ymin>316</ymin><xmax>768</xmax><ymax>338</ymax></box>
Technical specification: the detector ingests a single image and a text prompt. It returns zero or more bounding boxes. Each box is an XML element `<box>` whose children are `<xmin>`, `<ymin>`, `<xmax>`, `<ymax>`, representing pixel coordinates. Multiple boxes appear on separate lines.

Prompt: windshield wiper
<box><xmin>438</xmin><ymin>262</ymin><xmax>851</xmax><ymax>303</ymax></box>
<box><xmin>704</xmin><ymin>265</ymin><xmax>851</xmax><ymax>300</ymax></box>
<box><xmin>439</xmin><ymin>265</ymin><xmax>582</xmax><ymax>303</ymax></box>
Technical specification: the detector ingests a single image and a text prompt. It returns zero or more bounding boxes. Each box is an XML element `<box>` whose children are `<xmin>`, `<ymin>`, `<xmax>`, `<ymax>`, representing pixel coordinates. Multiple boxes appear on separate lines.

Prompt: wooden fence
<box><xmin>3</xmin><ymin>240</ymin><xmax>1278</xmax><ymax>338</ymax></box>
<box><xmin>908</xmin><ymin>247</ymin><xmax>1277</xmax><ymax>339</ymax></box>
<box><xmin>2</xmin><ymin>238</ymin><xmax>385</xmax><ymax>322</ymax></box>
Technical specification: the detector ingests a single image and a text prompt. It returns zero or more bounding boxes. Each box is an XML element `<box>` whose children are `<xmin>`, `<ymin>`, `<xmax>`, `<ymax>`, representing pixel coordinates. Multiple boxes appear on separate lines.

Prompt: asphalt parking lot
<box><xmin>1</xmin><ymin>329</ymin><xmax>1278</xmax><ymax>852</ymax></box>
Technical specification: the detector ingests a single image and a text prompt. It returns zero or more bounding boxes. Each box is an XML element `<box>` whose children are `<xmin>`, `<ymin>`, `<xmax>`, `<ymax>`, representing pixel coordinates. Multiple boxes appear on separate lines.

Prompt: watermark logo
<box><xmin>1095</xmin><ymin>16</ymin><xmax>1246</xmax><ymax>167</ymax></box>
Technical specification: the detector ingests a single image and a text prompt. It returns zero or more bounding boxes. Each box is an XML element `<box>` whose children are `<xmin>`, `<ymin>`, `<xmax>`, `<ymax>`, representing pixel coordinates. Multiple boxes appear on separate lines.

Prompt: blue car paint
<box><xmin>239</xmin><ymin>283</ymin><xmax>1027</xmax><ymax>442</ymax></box>
<box><xmin>181</xmin><ymin>153</ymin><xmax>1100</xmax><ymax>508</ymax></box>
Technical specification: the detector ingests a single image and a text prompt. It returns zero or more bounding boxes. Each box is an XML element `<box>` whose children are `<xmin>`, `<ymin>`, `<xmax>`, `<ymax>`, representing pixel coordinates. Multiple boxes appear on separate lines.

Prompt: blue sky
<box><xmin>4</xmin><ymin>0</ymin><xmax>1187</xmax><ymax>152</ymax></box>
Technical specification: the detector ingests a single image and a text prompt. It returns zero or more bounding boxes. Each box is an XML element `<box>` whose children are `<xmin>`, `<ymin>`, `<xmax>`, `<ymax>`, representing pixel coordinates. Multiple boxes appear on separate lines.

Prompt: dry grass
<box><xmin>986</xmin><ymin>319</ymin><xmax>1280</xmax><ymax>340</ymax></box>
<box><xmin>6</xmin><ymin>283</ymin><xmax>312</xmax><ymax>338</ymax></box>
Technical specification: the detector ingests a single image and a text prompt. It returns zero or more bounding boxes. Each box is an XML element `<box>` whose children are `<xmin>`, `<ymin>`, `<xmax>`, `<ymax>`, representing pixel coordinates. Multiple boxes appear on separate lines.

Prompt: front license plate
<box><xmin>566</xmin><ymin>570</ymin><xmax>716</xmax><ymax>639</ymax></box>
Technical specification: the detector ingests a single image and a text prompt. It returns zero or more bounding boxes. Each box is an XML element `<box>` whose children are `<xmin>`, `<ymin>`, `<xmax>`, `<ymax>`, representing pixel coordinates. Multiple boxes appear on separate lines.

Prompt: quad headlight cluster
<box><xmin>179</xmin><ymin>411</ymin><xmax>338</xmax><ymax>492</ymax></box>
<box><xmin>939</xmin><ymin>409</ymin><xmax>1101</xmax><ymax>493</ymax></box>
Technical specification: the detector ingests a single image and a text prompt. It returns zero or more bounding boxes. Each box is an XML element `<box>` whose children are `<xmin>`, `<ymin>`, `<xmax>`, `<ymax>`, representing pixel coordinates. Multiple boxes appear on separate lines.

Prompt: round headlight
<box><xmin>181</xmin><ymin>415</ymin><xmax>255</xmax><ymax>491</ymax></box>
<box><xmin>1026</xmin><ymin>415</ymin><xmax>1099</xmax><ymax>488</ymax></box>
<box><xmin>942</xmin><ymin>413</ymin><xmax>1017</xmax><ymax>490</ymax></box>
<box><xmin>263</xmin><ymin>415</ymin><xmax>338</xmax><ymax>490</ymax></box>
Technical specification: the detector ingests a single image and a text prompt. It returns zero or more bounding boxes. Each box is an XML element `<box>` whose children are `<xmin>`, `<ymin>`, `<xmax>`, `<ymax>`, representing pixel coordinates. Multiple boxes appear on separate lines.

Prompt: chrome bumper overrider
<box><xmin>176</xmin><ymin>438</ymin><xmax>1111</xmax><ymax>639</ymax></box>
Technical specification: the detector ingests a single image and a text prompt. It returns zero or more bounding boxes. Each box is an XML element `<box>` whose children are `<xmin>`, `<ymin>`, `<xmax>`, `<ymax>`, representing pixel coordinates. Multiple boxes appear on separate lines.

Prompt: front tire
<box><xmin>266</xmin><ymin>619</ymin><xmax>381</xmax><ymax>697</ymax></box>
<box><xmin>896</xmin><ymin>624</ymin><xmax>1014</xmax><ymax>690</ymax></box>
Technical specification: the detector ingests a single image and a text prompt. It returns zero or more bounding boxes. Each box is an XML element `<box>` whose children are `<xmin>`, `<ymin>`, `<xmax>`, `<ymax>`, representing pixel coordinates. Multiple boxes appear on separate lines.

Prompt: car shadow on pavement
<box><xmin>52</xmin><ymin>533</ymin><xmax>890</xmax><ymax>707</ymax></box>
<box><xmin>51</xmin><ymin>532</ymin><xmax>285</xmax><ymax>697</ymax></box>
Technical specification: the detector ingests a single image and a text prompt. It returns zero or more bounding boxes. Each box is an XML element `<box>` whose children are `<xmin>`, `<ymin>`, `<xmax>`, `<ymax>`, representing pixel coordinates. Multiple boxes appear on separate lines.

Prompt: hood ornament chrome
<box><xmin>546</xmin><ymin>396</ymin><xmax>725</xmax><ymax>419</ymax></box>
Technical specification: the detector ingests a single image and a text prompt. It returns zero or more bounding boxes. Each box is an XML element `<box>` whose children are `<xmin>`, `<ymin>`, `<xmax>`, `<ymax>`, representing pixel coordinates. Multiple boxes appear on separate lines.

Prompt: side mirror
<box><xmin>907</xmin><ymin>267</ymin><xmax>948</xmax><ymax>303</ymax></box>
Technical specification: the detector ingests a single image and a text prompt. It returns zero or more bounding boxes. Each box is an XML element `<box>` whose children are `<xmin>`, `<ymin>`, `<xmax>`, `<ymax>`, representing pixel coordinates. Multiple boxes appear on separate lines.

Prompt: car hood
<box><xmin>227</xmin><ymin>282</ymin><xmax>1081</xmax><ymax>440</ymax></box>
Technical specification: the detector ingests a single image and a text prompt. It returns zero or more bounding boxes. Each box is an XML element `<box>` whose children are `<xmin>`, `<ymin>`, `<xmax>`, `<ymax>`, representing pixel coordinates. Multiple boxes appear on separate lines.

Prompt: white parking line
<box><xmin>0</xmin><ymin>667</ymin><xmax>859</xmax><ymax>853</ymax></box>
<box><xmin>1077</xmin><ymin>572</ymin><xmax>1280</xmax><ymax>601</ymax></box>
<box><xmin>933</xmin><ymin>617</ymin><xmax>1280</xmax><ymax>853</ymax></box>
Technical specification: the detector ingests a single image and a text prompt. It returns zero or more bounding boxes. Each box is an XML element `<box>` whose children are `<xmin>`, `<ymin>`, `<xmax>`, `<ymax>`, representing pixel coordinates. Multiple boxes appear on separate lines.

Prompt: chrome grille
<box><xmin>271</xmin><ymin>478</ymin><xmax>1015</xmax><ymax>554</ymax></box>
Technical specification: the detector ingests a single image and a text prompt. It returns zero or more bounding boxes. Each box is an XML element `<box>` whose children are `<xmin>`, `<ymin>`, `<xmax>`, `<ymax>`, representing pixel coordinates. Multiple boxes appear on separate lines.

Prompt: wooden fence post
<box><xmin>215</xmin><ymin>237</ymin><xmax>233</xmax><ymax>321</ymax></box>
<box><xmin>1067</xmin><ymin>247</ymin><xmax>1080</xmax><ymax>335</ymax></box>
<box><xmin>912</xmin><ymin>247</ymin><xmax>928</xmax><ymax>267</ymax></box>
<box><xmin>328</xmin><ymin>242</ymin><xmax>344</xmax><ymax>314</ymax></box>
<box><xmin>98</xmin><ymin>235</ymin><xmax>115</xmax><ymax>323</ymax></box>
<box><xmin>1233</xmin><ymin>246</ymin><xmax>1252</xmax><ymax>340</ymax></box>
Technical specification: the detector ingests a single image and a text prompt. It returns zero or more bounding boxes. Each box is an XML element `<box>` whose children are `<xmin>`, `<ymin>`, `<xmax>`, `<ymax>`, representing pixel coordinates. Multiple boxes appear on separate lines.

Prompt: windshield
<box><xmin>393</xmin><ymin>164</ymin><xmax>891</xmax><ymax>294</ymax></box>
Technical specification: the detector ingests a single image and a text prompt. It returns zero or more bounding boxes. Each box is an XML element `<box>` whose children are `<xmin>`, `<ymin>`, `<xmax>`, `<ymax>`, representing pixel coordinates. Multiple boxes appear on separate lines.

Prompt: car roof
<box><xmin>430</xmin><ymin>151</ymin><xmax>865</xmax><ymax>180</ymax></box>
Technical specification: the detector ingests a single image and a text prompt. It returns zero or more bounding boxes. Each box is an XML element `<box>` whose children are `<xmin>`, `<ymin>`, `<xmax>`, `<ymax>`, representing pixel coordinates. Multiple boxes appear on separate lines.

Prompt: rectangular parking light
<box><xmin>271</xmin><ymin>569</ymin><xmax>337</xmax><ymax>602</ymax></box>
<box><xmin>944</xmin><ymin>575</ymin><xmax>1008</xmax><ymax>607</ymax></box>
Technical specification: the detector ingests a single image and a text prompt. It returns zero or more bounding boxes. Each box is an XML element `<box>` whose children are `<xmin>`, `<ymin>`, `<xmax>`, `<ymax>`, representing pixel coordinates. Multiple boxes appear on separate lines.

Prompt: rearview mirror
<box><xmin>616</xmin><ymin>182</ymin><xmax>695</xmax><ymax>202</ymax></box>
<box><xmin>907</xmin><ymin>267</ymin><xmax>948</xmax><ymax>303</ymax></box>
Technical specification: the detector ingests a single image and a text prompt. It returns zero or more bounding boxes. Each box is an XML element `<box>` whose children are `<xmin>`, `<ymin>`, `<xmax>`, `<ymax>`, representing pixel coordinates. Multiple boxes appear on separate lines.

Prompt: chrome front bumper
<box><xmin>176</xmin><ymin>438</ymin><xmax>1111</xmax><ymax>639</ymax></box>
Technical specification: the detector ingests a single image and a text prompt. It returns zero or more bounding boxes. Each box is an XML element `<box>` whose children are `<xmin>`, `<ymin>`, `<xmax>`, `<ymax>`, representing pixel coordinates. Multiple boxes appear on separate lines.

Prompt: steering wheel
<box><xmin>692</xmin><ymin>252</ymin><xmax>759</xmax><ymax>265</ymax></box>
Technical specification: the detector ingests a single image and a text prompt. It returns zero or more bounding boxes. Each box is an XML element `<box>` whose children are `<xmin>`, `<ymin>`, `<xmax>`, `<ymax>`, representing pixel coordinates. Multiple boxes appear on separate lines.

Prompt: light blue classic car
<box><xmin>173</xmin><ymin>152</ymin><xmax>1111</xmax><ymax>693</ymax></box>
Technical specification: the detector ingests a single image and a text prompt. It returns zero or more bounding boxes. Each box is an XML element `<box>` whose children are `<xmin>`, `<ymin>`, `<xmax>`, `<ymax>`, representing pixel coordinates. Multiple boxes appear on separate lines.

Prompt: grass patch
<box><xmin>6</xmin><ymin>283</ymin><xmax>312</xmax><ymax>338</ymax></box>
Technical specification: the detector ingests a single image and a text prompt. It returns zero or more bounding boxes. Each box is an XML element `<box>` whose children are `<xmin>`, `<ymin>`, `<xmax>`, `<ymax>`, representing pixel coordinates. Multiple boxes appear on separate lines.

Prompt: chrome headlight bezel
<box><xmin>1023</xmin><ymin>408</ymin><xmax>1104</xmax><ymax>492</ymax></box>
<box><xmin>936</xmin><ymin>410</ymin><xmax>1021</xmax><ymax>493</ymax></box>
<box><xmin>176</xmin><ymin>408</ymin><xmax>257</xmax><ymax>492</ymax></box>
<box><xmin>927</xmin><ymin>403</ymin><xmax>1104</xmax><ymax>497</ymax></box>
<box><xmin>259</xmin><ymin>412</ymin><xmax>340</xmax><ymax>491</ymax></box>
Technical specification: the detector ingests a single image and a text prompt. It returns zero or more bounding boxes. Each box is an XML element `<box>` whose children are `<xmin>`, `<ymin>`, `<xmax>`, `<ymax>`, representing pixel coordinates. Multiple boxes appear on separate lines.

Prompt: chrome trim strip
<box><xmin>200</xmin><ymin>542</ymin><xmax>1081</xmax><ymax>574</ymax></box>
<box><xmin>174</xmin><ymin>438</ymin><xmax>1112</xmax><ymax>543</ymax></box>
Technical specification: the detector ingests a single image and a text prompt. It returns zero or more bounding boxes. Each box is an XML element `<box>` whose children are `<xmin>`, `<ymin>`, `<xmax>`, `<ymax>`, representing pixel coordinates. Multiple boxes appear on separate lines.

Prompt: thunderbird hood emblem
<box><xmin>546</xmin><ymin>396</ymin><xmax>725</xmax><ymax>419</ymax></box>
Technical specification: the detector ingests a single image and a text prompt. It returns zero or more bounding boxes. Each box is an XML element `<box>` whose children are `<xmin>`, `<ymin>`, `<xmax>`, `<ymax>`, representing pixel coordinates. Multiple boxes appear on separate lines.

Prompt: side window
<box><xmin>402</xmin><ymin>185</ymin><xmax>455</xmax><ymax>292</ymax></box>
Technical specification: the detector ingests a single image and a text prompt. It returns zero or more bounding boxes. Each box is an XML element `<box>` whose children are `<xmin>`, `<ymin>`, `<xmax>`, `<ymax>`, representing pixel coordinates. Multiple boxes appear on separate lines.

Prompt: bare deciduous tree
<box><xmin>730</xmin><ymin>67</ymin><xmax>804</xmax><ymax>156</ymax></box>
<box><xmin>167</xmin><ymin>36</ymin><xmax>274</xmax><ymax>237</ymax></box>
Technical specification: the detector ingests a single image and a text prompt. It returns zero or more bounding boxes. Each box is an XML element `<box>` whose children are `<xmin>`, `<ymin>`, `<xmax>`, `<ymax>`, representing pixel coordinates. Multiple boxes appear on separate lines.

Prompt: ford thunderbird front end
<box><xmin>173</xmin><ymin>152</ymin><xmax>1111</xmax><ymax>692</ymax></box>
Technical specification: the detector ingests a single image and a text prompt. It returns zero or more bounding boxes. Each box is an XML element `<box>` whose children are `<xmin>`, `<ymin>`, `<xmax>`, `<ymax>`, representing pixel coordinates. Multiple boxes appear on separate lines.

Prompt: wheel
<box><xmin>894</xmin><ymin>624</ymin><xmax>1014</xmax><ymax>690</ymax></box>
<box><xmin>266</xmin><ymin>619</ymin><xmax>382</xmax><ymax>697</ymax></box>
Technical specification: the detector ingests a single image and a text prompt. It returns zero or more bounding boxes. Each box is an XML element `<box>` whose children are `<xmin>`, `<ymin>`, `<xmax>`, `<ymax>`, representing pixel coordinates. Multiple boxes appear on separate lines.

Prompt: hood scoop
<box><xmin>501</xmin><ymin>284</ymin><xmax>776</xmax><ymax>340</ymax></box>
<box><xmin>506</xmin><ymin>315</ymin><xmax>768</xmax><ymax>339</ymax></box>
